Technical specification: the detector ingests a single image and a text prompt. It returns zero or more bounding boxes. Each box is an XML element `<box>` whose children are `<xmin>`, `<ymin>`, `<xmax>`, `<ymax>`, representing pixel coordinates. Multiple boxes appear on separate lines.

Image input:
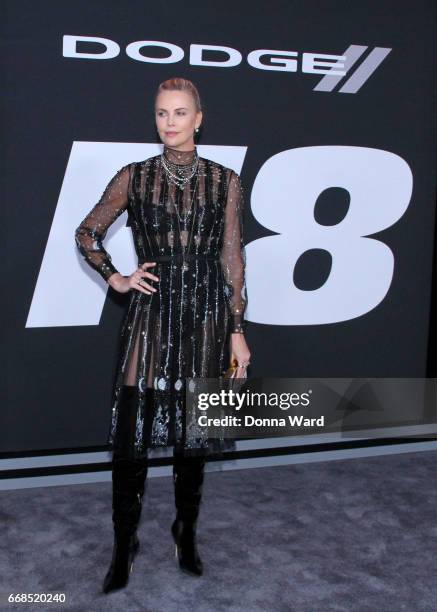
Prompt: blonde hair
<box><xmin>155</xmin><ymin>77</ymin><xmax>202</xmax><ymax>113</ymax></box>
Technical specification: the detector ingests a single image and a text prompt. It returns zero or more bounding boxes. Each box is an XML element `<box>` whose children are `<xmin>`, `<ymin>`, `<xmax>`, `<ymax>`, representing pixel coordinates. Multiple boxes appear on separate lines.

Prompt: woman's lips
<box><xmin>166</xmin><ymin>132</ymin><xmax>178</xmax><ymax>136</ymax></box>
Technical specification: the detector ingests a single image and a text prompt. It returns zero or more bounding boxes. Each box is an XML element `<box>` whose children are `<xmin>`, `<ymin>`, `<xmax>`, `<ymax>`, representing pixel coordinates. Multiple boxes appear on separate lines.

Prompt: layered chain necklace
<box><xmin>160</xmin><ymin>146</ymin><xmax>199</xmax><ymax>190</ymax></box>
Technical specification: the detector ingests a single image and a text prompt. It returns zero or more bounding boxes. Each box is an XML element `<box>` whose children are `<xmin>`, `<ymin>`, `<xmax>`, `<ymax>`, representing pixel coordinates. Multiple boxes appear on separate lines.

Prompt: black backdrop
<box><xmin>2</xmin><ymin>0</ymin><xmax>436</xmax><ymax>455</ymax></box>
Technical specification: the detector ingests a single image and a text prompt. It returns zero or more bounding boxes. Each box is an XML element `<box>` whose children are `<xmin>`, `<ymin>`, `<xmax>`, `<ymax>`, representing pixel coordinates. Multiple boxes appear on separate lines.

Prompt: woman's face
<box><xmin>155</xmin><ymin>90</ymin><xmax>202</xmax><ymax>150</ymax></box>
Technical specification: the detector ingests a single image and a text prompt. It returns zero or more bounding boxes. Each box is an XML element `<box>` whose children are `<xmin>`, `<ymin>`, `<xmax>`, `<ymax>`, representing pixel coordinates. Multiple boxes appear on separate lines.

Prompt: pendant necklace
<box><xmin>161</xmin><ymin>147</ymin><xmax>200</xmax><ymax>271</ymax></box>
<box><xmin>172</xmin><ymin>174</ymin><xmax>199</xmax><ymax>271</ymax></box>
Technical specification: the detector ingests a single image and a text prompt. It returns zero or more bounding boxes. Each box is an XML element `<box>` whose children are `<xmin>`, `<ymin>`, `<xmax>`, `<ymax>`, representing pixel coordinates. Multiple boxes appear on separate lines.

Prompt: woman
<box><xmin>75</xmin><ymin>77</ymin><xmax>250</xmax><ymax>593</ymax></box>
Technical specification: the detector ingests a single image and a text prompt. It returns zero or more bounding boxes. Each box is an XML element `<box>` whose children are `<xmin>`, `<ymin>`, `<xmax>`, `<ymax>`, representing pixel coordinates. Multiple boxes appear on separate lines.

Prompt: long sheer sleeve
<box><xmin>74</xmin><ymin>164</ymin><xmax>131</xmax><ymax>282</ymax></box>
<box><xmin>220</xmin><ymin>169</ymin><xmax>248</xmax><ymax>334</ymax></box>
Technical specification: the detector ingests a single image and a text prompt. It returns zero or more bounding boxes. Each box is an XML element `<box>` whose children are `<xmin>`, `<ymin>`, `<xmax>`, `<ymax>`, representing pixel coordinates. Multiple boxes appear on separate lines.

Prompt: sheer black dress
<box><xmin>75</xmin><ymin>145</ymin><xmax>247</xmax><ymax>458</ymax></box>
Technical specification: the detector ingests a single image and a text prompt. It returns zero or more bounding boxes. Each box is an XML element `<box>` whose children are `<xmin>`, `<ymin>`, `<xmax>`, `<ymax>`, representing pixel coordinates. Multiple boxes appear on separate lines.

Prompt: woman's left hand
<box><xmin>230</xmin><ymin>333</ymin><xmax>251</xmax><ymax>377</ymax></box>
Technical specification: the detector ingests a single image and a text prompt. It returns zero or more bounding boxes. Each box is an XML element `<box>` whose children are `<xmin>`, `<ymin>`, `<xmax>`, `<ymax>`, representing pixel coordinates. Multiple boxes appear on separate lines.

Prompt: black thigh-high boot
<box><xmin>103</xmin><ymin>386</ymin><xmax>150</xmax><ymax>594</ymax></box>
<box><xmin>171</xmin><ymin>450</ymin><xmax>206</xmax><ymax>576</ymax></box>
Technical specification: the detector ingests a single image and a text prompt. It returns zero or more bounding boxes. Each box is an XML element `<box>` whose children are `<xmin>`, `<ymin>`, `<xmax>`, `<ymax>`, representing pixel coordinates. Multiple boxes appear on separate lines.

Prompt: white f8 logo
<box><xmin>246</xmin><ymin>146</ymin><xmax>413</xmax><ymax>325</ymax></box>
<box><xmin>26</xmin><ymin>144</ymin><xmax>412</xmax><ymax>328</ymax></box>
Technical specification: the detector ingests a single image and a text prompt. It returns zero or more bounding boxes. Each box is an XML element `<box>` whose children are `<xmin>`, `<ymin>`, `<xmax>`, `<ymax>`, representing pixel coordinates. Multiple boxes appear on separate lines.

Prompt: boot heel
<box><xmin>103</xmin><ymin>532</ymin><xmax>140</xmax><ymax>593</ymax></box>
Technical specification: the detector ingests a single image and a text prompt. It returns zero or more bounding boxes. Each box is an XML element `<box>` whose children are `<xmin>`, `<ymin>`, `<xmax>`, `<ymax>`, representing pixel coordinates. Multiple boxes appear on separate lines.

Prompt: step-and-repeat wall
<box><xmin>3</xmin><ymin>0</ymin><xmax>436</xmax><ymax>455</ymax></box>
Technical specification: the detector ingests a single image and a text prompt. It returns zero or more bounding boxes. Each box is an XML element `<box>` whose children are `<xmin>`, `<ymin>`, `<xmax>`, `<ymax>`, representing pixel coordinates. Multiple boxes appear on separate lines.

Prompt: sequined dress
<box><xmin>75</xmin><ymin>145</ymin><xmax>247</xmax><ymax>457</ymax></box>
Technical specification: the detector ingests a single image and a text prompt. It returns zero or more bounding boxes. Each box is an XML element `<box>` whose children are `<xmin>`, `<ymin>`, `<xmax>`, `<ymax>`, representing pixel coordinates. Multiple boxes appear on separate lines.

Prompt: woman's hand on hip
<box><xmin>107</xmin><ymin>262</ymin><xmax>160</xmax><ymax>295</ymax></box>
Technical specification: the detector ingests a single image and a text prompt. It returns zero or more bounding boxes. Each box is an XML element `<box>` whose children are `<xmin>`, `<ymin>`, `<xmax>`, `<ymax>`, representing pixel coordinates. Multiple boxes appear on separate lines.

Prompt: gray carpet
<box><xmin>1</xmin><ymin>451</ymin><xmax>437</xmax><ymax>611</ymax></box>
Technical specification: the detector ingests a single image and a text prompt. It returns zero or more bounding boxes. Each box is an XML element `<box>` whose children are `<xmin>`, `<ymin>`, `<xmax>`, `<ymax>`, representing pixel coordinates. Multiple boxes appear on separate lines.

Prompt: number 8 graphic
<box><xmin>245</xmin><ymin>146</ymin><xmax>413</xmax><ymax>325</ymax></box>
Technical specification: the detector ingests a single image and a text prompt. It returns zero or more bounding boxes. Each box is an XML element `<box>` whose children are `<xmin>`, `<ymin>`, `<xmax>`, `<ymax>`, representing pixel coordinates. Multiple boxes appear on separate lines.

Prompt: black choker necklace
<box><xmin>163</xmin><ymin>146</ymin><xmax>197</xmax><ymax>165</ymax></box>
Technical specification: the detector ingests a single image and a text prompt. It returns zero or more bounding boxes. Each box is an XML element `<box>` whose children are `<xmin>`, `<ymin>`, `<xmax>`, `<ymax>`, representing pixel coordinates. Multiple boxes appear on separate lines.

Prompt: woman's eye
<box><xmin>157</xmin><ymin>111</ymin><xmax>185</xmax><ymax>116</ymax></box>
